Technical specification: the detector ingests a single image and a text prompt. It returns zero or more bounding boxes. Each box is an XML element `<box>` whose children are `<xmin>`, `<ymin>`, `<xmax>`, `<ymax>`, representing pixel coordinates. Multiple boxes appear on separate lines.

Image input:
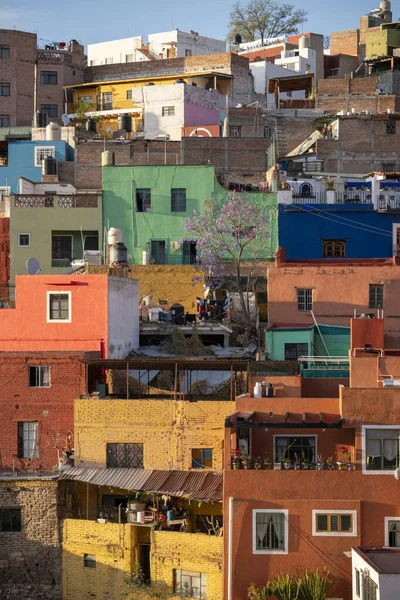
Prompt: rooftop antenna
<box><xmin>26</xmin><ymin>257</ymin><xmax>41</xmax><ymax>275</ymax></box>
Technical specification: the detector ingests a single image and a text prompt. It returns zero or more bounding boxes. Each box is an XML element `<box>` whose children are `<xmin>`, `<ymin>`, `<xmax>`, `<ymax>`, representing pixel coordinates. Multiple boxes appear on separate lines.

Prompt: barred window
<box><xmin>171</xmin><ymin>188</ymin><xmax>186</xmax><ymax>212</ymax></box>
<box><xmin>369</xmin><ymin>284</ymin><xmax>384</xmax><ymax>309</ymax></box>
<box><xmin>323</xmin><ymin>239</ymin><xmax>346</xmax><ymax>257</ymax></box>
<box><xmin>40</xmin><ymin>71</ymin><xmax>58</xmax><ymax>85</ymax></box>
<box><xmin>229</xmin><ymin>125</ymin><xmax>242</xmax><ymax>137</ymax></box>
<box><xmin>297</xmin><ymin>288</ymin><xmax>312</xmax><ymax>311</ymax></box>
<box><xmin>34</xmin><ymin>146</ymin><xmax>55</xmax><ymax>167</ymax></box>
<box><xmin>162</xmin><ymin>106</ymin><xmax>175</xmax><ymax>116</ymax></box>
<box><xmin>136</xmin><ymin>188</ymin><xmax>151</xmax><ymax>212</ymax></box>
<box><xmin>48</xmin><ymin>293</ymin><xmax>71</xmax><ymax>322</ymax></box>
<box><xmin>362</xmin><ymin>575</ymin><xmax>377</xmax><ymax>600</ymax></box>
<box><xmin>106</xmin><ymin>443</ymin><xmax>144</xmax><ymax>468</ymax></box>
<box><xmin>386</xmin><ymin>120</ymin><xmax>396</xmax><ymax>135</ymax></box>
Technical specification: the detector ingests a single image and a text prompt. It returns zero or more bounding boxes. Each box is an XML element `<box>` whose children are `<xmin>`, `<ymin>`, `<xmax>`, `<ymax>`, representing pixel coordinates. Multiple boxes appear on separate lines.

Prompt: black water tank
<box><xmin>118</xmin><ymin>113</ymin><xmax>132</xmax><ymax>132</ymax></box>
<box><xmin>235</xmin><ymin>34</ymin><xmax>243</xmax><ymax>44</ymax></box>
<box><xmin>42</xmin><ymin>156</ymin><xmax>57</xmax><ymax>176</ymax></box>
<box><xmin>33</xmin><ymin>110</ymin><xmax>48</xmax><ymax>128</ymax></box>
<box><xmin>175</xmin><ymin>78</ymin><xmax>185</xmax><ymax>84</ymax></box>
<box><xmin>86</xmin><ymin>118</ymin><xmax>96</xmax><ymax>133</ymax></box>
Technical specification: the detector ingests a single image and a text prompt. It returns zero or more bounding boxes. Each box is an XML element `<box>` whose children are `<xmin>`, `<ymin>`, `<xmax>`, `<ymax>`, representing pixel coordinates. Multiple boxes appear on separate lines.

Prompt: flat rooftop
<box><xmin>355</xmin><ymin>547</ymin><xmax>400</xmax><ymax>574</ymax></box>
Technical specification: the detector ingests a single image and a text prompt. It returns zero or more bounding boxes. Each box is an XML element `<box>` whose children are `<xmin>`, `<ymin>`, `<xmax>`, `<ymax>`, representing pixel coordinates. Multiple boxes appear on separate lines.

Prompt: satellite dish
<box><xmin>62</xmin><ymin>113</ymin><xmax>70</xmax><ymax>126</ymax></box>
<box><xmin>26</xmin><ymin>257</ymin><xmax>41</xmax><ymax>275</ymax></box>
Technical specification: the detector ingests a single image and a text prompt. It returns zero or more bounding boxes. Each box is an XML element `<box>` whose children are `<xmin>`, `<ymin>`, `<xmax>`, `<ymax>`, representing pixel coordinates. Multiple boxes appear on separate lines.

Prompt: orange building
<box><xmin>223</xmin><ymin>317</ymin><xmax>400</xmax><ymax>600</ymax></box>
<box><xmin>0</xmin><ymin>273</ymin><xmax>139</xmax><ymax>357</ymax></box>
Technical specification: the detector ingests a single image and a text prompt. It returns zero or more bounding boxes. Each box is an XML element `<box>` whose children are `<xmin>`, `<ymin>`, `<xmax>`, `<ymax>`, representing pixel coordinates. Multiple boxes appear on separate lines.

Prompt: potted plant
<box><xmin>294</xmin><ymin>453</ymin><xmax>301</xmax><ymax>470</ymax></box>
<box><xmin>274</xmin><ymin>460</ymin><xmax>282</xmax><ymax>470</ymax></box>
<box><xmin>326</xmin><ymin>456</ymin><xmax>334</xmax><ymax>470</ymax></box>
<box><xmin>232</xmin><ymin>447</ymin><xmax>244</xmax><ymax>470</ymax></box>
<box><xmin>264</xmin><ymin>456</ymin><xmax>271</xmax><ymax>470</ymax></box>
<box><xmin>301</xmin><ymin>451</ymin><xmax>310</xmax><ymax>470</ymax></box>
<box><xmin>316</xmin><ymin>453</ymin><xmax>325</xmax><ymax>470</ymax></box>
<box><xmin>336</xmin><ymin>446</ymin><xmax>349</xmax><ymax>470</ymax></box>
<box><xmin>242</xmin><ymin>455</ymin><xmax>254</xmax><ymax>470</ymax></box>
<box><xmin>346</xmin><ymin>450</ymin><xmax>355</xmax><ymax>471</ymax></box>
<box><xmin>283</xmin><ymin>457</ymin><xmax>292</xmax><ymax>470</ymax></box>
<box><xmin>254</xmin><ymin>456</ymin><xmax>263</xmax><ymax>470</ymax></box>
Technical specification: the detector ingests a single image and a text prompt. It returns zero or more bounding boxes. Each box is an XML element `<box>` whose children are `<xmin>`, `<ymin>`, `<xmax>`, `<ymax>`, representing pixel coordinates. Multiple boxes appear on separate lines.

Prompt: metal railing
<box><xmin>14</xmin><ymin>195</ymin><xmax>98</xmax><ymax>208</ymax></box>
<box><xmin>37</xmin><ymin>49</ymin><xmax>73</xmax><ymax>66</ymax></box>
<box><xmin>377</xmin><ymin>195</ymin><xmax>400</xmax><ymax>210</ymax></box>
<box><xmin>68</xmin><ymin>100</ymin><xmax>140</xmax><ymax>113</ymax></box>
<box><xmin>337</xmin><ymin>191</ymin><xmax>372</xmax><ymax>204</ymax></box>
<box><xmin>149</xmin><ymin>253</ymin><xmax>197</xmax><ymax>266</ymax></box>
<box><xmin>298</xmin><ymin>356</ymin><xmax>350</xmax><ymax>367</ymax></box>
<box><xmin>292</xmin><ymin>192</ymin><xmax>327</xmax><ymax>204</ymax></box>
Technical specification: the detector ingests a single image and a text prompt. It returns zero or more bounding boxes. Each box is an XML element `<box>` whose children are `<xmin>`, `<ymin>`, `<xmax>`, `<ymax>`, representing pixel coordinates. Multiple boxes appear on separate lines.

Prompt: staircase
<box><xmin>274</xmin><ymin>113</ymin><xmax>288</xmax><ymax>160</ymax></box>
<box><xmin>137</xmin><ymin>46</ymin><xmax>155</xmax><ymax>61</ymax></box>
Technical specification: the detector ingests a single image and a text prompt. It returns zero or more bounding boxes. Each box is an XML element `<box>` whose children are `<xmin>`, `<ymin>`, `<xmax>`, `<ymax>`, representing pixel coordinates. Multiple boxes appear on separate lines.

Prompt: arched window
<box><xmin>323</xmin><ymin>239</ymin><xmax>346</xmax><ymax>257</ymax></box>
<box><xmin>300</xmin><ymin>183</ymin><xmax>313</xmax><ymax>196</ymax></box>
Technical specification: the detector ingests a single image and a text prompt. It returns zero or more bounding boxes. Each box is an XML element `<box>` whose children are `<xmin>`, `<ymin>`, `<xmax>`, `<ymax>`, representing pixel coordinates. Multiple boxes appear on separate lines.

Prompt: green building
<box><xmin>9</xmin><ymin>193</ymin><xmax>102</xmax><ymax>296</ymax></box>
<box><xmin>102</xmin><ymin>165</ymin><xmax>278</xmax><ymax>265</ymax></box>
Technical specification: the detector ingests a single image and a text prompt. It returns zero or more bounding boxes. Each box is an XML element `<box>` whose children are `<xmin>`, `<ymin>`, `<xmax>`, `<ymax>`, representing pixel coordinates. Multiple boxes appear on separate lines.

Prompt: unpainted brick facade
<box><xmin>0</xmin><ymin>353</ymin><xmax>86</xmax><ymax>471</ymax></box>
<box><xmin>316</xmin><ymin>76</ymin><xmax>400</xmax><ymax>114</ymax></box>
<box><xmin>0</xmin><ymin>479</ymin><xmax>60</xmax><ymax>600</ymax></box>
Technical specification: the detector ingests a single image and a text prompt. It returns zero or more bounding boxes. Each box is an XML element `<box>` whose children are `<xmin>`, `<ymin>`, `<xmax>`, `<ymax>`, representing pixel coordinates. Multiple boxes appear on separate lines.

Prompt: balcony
<box><xmin>68</xmin><ymin>100</ymin><xmax>142</xmax><ymax>117</ymax></box>
<box><xmin>37</xmin><ymin>48</ymin><xmax>73</xmax><ymax>66</ymax></box>
<box><xmin>14</xmin><ymin>195</ymin><xmax>99</xmax><ymax>208</ymax></box>
<box><xmin>377</xmin><ymin>193</ymin><xmax>400</xmax><ymax>211</ymax></box>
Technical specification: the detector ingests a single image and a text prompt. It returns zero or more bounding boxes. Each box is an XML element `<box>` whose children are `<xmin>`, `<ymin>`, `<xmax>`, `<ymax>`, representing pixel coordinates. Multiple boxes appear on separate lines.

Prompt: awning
<box><xmin>59</xmin><ymin>467</ymin><xmax>222</xmax><ymax>502</ymax></box>
<box><xmin>285</xmin><ymin>130</ymin><xmax>323</xmax><ymax>158</ymax></box>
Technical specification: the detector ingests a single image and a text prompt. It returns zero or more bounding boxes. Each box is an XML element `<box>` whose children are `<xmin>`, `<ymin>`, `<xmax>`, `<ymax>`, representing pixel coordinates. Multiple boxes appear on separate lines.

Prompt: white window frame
<box><xmin>46</xmin><ymin>290</ymin><xmax>72</xmax><ymax>323</ymax></box>
<box><xmin>384</xmin><ymin>516</ymin><xmax>400</xmax><ymax>547</ymax></box>
<box><xmin>28</xmin><ymin>365</ymin><xmax>51</xmax><ymax>388</ymax></box>
<box><xmin>273</xmin><ymin>434</ymin><xmax>317</xmax><ymax>463</ymax></box>
<box><xmin>361</xmin><ymin>424</ymin><xmax>400</xmax><ymax>475</ymax></box>
<box><xmin>312</xmin><ymin>509</ymin><xmax>357</xmax><ymax>537</ymax></box>
<box><xmin>18</xmin><ymin>233</ymin><xmax>30</xmax><ymax>248</ymax></box>
<box><xmin>392</xmin><ymin>223</ymin><xmax>400</xmax><ymax>253</ymax></box>
<box><xmin>34</xmin><ymin>146</ymin><xmax>55</xmax><ymax>168</ymax></box>
<box><xmin>252</xmin><ymin>509</ymin><xmax>289</xmax><ymax>555</ymax></box>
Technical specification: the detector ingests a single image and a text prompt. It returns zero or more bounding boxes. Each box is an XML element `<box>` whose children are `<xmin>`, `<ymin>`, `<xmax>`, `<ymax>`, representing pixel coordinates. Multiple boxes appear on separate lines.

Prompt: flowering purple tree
<box><xmin>183</xmin><ymin>192</ymin><xmax>270</xmax><ymax>330</ymax></box>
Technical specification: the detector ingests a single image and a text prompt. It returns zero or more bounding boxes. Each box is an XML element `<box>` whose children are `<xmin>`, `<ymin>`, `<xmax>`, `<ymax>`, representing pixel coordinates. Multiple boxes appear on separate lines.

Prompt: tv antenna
<box><xmin>26</xmin><ymin>257</ymin><xmax>41</xmax><ymax>275</ymax></box>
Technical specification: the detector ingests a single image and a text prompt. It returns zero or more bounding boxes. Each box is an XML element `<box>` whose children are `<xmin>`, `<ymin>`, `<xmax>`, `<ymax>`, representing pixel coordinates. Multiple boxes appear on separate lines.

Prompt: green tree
<box><xmin>228</xmin><ymin>0</ymin><xmax>308</xmax><ymax>47</ymax></box>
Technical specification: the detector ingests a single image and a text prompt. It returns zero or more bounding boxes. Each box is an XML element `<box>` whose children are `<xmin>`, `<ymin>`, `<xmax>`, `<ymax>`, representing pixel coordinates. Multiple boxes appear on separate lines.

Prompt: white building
<box><xmin>352</xmin><ymin>547</ymin><xmax>400</xmax><ymax>599</ymax></box>
<box><xmin>131</xmin><ymin>83</ymin><xmax>227</xmax><ymax>141</ymax></box>
<box><xmin>88</xmin><ymin>30</ymin><xmax>226</xmax><ymax>66</ymax></box>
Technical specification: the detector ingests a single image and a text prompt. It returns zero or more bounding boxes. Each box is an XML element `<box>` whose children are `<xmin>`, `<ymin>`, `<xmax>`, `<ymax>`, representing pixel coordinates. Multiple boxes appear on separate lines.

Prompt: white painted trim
<box><xmin>361</xmin><ymin>425</ymin><xmax>400</xmax><ymax>475</ymax></box>
<box><xmin>392</xmin><ymin>222</ymin><xmax>400</xmax><ymax>250</ymax></box>
<box><xmin>312</xmin><ymin>509</ymin><xmax>357</xmax><ymax>537</ymax></box>
<box><xmin>34</xmin><ymin>145</ymin><xmax>55</xmax><ymax>167</ymax></box>
<box><xmin>384</xmin><ymin>516</ymin><xmax>400</xmax><ymax>547</ymax></box>
<box><xmin>273</xmin><ymin>434</ymin><xmax>318</xmax><ymax>464</ymax></box>
<box><xmin>46</xmin><ymin>290</ymin><xmax>72</xmax><ymax>323</ymax></box>
<box><xmin>18</xmin><ymin>233</ymin><xmax>30</xmax><ymax>248</ymax></box>
<box><xmin>252</xmin><ymin>509</ymin><xmax>289</xmax><ymax>555</ymax></box>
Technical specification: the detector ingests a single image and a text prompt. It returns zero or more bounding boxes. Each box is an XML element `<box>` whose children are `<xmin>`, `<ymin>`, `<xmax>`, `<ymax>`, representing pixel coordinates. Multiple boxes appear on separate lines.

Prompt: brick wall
<box><xmin>0</xmin><ymin>353</ymin><xmax>86</xmax><ymax>471</ymax></box>
<box><xmin>74</xmin><ymin>399</ymin><xmax>235</xmax><ymax>470</ymax></box>
<box><xmin>0</xmin><ymin>479</ymin><xmax>60</xmax><ymax>599</ymax></box>
<box><xmin>330</xmin><ymin>29</ymin><xmax>360</xmax><ymax>57</ymax></box>
<box><xmin>152</xmin><ymin>531</ymin><xmax>223</xmax><ymax>600</ymax></box>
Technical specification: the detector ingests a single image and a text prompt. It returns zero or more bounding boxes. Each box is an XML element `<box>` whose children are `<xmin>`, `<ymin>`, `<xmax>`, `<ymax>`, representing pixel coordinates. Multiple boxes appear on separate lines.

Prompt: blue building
<box><xmin>278</xmin><ymin>180</ymin><xmax>400</xmax><ymax>260</ymax></box>
<box><xmin>0</xmin><ymin>128</ymin><xmax>74</xmax><ymax>194</ymax></box>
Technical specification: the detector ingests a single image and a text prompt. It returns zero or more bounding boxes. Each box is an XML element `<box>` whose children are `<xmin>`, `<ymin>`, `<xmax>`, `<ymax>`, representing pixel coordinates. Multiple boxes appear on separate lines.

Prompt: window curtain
<box><xmin>367</xmin><ymin>430</ymin><xmax>399</xmax><ymax>460</ymax></box>
<box><xmin>273</xmin><ymin>514</ymin><xmax>285</xmax><ymax>548</ymax></box>
<box><xmin>257</xmin><ymin>513</ymin><xmax>270</xmax><ymax>548</ymax></box>
<box><xmin>257</xmin><ymin>513</ymin><xmax>284</xmax><ymax>549</ymax></box>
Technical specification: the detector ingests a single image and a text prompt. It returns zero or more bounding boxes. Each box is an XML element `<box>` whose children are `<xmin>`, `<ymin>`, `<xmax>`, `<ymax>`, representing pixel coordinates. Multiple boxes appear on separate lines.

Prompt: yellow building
<box><xmin>366</xmin><ymin>21</ymin><xmax>400</xmax><ymax>58</ymax></box>
<box><xmin>61</xmin><ymin>395</ymin><xmax>233</xmax><ymax>599</ymax></box>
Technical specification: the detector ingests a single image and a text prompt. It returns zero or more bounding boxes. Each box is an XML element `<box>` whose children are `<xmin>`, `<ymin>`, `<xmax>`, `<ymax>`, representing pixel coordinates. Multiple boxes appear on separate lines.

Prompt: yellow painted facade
<box><xmin>366</xmin><ymin>25</ymin><xmax>400</xmax><ymax>57</ymax></box>
<box><xmin>74</xmin><ymin>398</ymin><xmax>234</xmax><ymax>470</ymax></box>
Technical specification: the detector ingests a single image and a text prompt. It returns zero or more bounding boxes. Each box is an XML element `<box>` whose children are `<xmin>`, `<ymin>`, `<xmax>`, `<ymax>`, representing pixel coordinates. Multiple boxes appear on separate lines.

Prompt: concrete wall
<box><xmin>148</xmin><ymin>30</ymin><xmax>226</xmax><ymax>58</ymax></box>
<box><xmin>0</xmin><ymin>479</ymin><xmax>60</xmax><ymax>600</ymax></box>
<box><xmin>107</xmin><ymin>276</ymin><xmax>139</xmax><ymax>358</ymax></box>
<box><xmin>88</xmin><ymin>36</ymin><xmax>143</xmax><ymax>66</ymax></box>
<box><xmin>74</xmin><ymin>398</ymin><xmax>234</xmax><ymax>470</ymax></box>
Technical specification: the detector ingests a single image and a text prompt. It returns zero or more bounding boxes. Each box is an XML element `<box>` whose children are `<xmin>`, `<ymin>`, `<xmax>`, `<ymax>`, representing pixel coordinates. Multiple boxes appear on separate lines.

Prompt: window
<box><xmin>264</xmin><ymin>126</ymin><xmax>272</xmax><ymax>138</ymax></box>
<box><xmin>386</xmin><ymin>518</ymin><xmax>400</xmax><ymax>547</ymax></box>
<box><xmin>192</xmin><ymin>448</ymin><xmax>213</xmax><ymax>469</ymax></box>
<box><xmin>83</xmin><ymin>554</ymin><xmax>96</xmax><ymax>569</ymax></box>
<box><xmin>34</xmin><ymin>146</ymin><xmax>55</xmax><ymax>167</ymax></box>
<box><xmin>83</xmin><ymin>235</ymin><xmax>98</xmax><ymax>251</ymax></box>
<box><xmin>174</xmin><ymin>569</ymin><xmax>206</xmax><ymax>599</ymax></box>
<box><xmin>126</xmin><ymin>54</ymin><xmax>134</xmax><ymax>62</ymax></box>
<box><xmin>275</xmin><ymin>436</ymin><xmax>316</xmax><ymax>464</ymax></box>
<box><xmin>284</xmin><ymin>343</ymin><xmax>308</xmax><ymax>360</ymax></box>
<box><xmin>126</xmin><ymin>89</ymin><xmax>133</xmax><ymax>99</ymax></box>
<box><xmin>102</xmin><ymin>92</ymin><xmax>112</xmax><ymax>110</ymax></box>
<box><xmin>171</xmin><ymin>188</ymin><xmax>187</xmax><ymax>212</ymax></box>
<box><xmin>0</xmin><ymin>83</ymin><xmax>10</xmax><ymax>96</ymax></box>
<box><xmin>29</xmin><ymin>366</ymin><xmax>50</xmax><ymax>388</ymax></box>
<box><xmin>256</xmin><ymin>291</ymin><xmax>267</xmax><ymax>304</ymax></box>
<box><xmin>297</xmin><ymin>288</ymin><xmax>312</xmax><ymax>312</ymax></box>
<box><xmin>41</xmin><ymin>104</ymin><xmax>58</xmax><ymax>118</ymax></box>
<box><xmin>362</xmin><ymin>575</ymin><xmax>377</xmax><ymax>600</ymax></box>
<box><xmin>182</xmin><ymin>240</ymin><xmax>197</xmax><ymax>265</ymax></box>
<box><xmin>78</xmin><ymin>95</ymin><xmax>93</xmax><ymax>104</ymax></box>
<box><xmin>329</xmin><ymin>68</ymin><xmax>339</xmax><ymax>77</ymax></box>
<box><xmin>0</xmin><ymin>509</ymin><xmax>21</xmax><ymax>532</ymax></box>
<box><xmin>136</xmin><ymin>188</ymin><xmax>151</xmax><ymax>212</ymax></box>
<box><xmin>185</xmin><ymin>49</ymin><xmax>192</xmax><ymax>57</ymax></box>
<box><xmin>0</xmin><ymin>45</ymin><xmax>10</xmax><ymax>58</ymax></box>
<box><xmin>106</xmin><ymin>443</ymin><xmax>144</xmax><ymax>468</ymax></box>
<box><xmin>47</xmin><ymin>292</ymin><xmax>71</xmax><ymax>322</ymax></box>
<box><xmin>151</xmin><ymin>240</ymin><xmax>166</xmax><ymax>264</ymax></box>
<box><xmin>253</xmin><ymin>510</ymin><xmax>288</xmax><ymax>554</ymax></box>
<box><xmin>18</xmin><ymin>233</ymin><xmax>30</xmax><ymax>247</ymax></box>
<box><xmin>366</xmin><ymin>428</ymin><xmax>400</xmax><ymax>471</ymax></box>
<box><xmin>229</xmin><ymin>125</ymin><xmax>242</xmax><ymax>137</ymax></box>
<box><xmin>0</xmin><ymin>115</ymin><xmax>10</xmax><ymax>127</ymax></box>
<box><xmin>300</xmin><ymin>182</ymin><xmax>313</xmax><ymax>196</ymax></box>
<box><xmin>313</xmin><ymin>511</ymin><xmax>356</xmax><ymax>536</ymax></box>
<box><xmin>382</xmin><ymin>162</ymin><xmax>395</xmax><ymax>172</ymax></box>
<box><xmin>386</xmin><ymin>120</ymin><xmax>396</xmax><ymax>135</ymax></box>
<box><xmin>52</xmin><ymin>235</ymin><xmax>72</xmax><ymax>264</ymax></box>
<box><xmin>369</xmin><ymin>284</ymin><xmax>384</xmax><ymax>309</ymax></box>
<box><xmin>162</xmin><ymin>106</ymin><xmax>175</xmax><ymax>116</ymax></box>
<box><xmin>323</xmin><ymin>239</ymin><xmax>346</xmax><ymax>257</ymax></box>
<box><xmin>40</xmin><ymin>71</ymin><xmax>57</xmax><ymax>85</ymax></box>
<box><xmin>355</xmin><ymin>568</ymin><xmax>360</xmax><ymax>597</ymax></box>
<box><xmin>18</xmin><ymin>422</ymin><xmax>39</xmax><ymax>459</ymax></box>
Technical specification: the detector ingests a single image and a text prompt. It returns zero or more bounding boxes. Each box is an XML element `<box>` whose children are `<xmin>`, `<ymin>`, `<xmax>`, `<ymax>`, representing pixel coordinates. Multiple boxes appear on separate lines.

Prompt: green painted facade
<box><xmin>266</xmin><ymin>327</ymin><xmax>314</xmax><ymax>361</ymax></box>
<box><xmin>102</xmin><ymin>165</ymin><xmax>278</xmax><ymax>265</ymax></box>
<box><xmin>9</xmin><ymin>195</ymin><xmax>102</xmax><ymax>293</ymax></box>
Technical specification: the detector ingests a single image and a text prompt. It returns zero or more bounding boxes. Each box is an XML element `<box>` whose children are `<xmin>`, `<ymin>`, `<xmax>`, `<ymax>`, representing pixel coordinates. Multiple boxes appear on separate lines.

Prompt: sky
<box><xmin>0</xmin><ymin>0</ymin><xmax>398</xmax><ymax>47</ymax></box>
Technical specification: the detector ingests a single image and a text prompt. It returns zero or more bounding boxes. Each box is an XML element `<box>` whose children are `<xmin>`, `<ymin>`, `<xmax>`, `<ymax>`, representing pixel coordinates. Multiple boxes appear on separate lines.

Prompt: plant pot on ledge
<box><xmin>346</xmin><ymin>463</ymin><xmax>355</xmax><ymax>471</ymax></box>
<box><xmin>337</xmin><ymin>461</ymin><xmax>346</xmax><ymax>471</ymax></box>
<box><xmin>273</xmin><ymin>462</ymin><xmax>282</xmax><ymax>470</ymax></box>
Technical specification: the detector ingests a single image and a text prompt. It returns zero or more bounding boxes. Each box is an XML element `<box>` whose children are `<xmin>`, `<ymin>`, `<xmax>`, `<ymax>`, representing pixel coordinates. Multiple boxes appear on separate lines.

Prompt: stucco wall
<box><xmin>107</xmin><ymin>276</ymin><xmax>139</xmax><ymax>358</ymax></box>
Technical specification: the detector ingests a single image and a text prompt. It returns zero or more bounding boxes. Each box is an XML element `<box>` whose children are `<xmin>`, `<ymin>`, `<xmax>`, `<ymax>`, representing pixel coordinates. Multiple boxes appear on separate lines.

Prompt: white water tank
<box><xmin>142</xmin><ymin>250</ymin><xmax>150</xmax><ymax>265</ymax></box>
<box><xmin>46</xmin><ymin>122</ymin><xmax>61</xmax><ymax>141</ymax></box>
<box><xmin>108</xmin><ymin>227</ymin><xmax>123</xmax><ymax>245</ymax></box>
<box><xmin>299</xmin><ymin>36</ymin><xmax>310</xmax><ymax>50</ymax></box>
<box><xmin>102</xmin><ymin>150</ymin><xmax>115</xmax><ymax>166</ymax></box>
<box><xmin>253</xmin><ymin>382</ymin><xmax>262</xmax><ymax>398</ymax></box>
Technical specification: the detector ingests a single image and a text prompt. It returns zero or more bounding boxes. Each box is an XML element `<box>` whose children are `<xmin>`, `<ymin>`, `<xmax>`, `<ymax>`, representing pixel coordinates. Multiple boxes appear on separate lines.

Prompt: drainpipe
<box><xmin>33</xmin><ymin>60</ymin><xmax>38</xmax><ymax>116</ymax></box>
<box><xmin>228</xmin><ymin>497</ymin><xmax>235</xmax><ymax>600</ymax></box>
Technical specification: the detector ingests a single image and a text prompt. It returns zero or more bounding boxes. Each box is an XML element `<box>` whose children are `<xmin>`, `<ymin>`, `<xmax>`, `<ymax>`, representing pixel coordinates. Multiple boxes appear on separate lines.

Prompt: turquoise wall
<box><xmin>266</xmin><ymin>328</ymin><xmax>314</xmax><ymax>361</ymax></box>
<box><xmin>102</xmin><ymin>165</ymin><xmax>278</xmax><ymax>265</ymax></box>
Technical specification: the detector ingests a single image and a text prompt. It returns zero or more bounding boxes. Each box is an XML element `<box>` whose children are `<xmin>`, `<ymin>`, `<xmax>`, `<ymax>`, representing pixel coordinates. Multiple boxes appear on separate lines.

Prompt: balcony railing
<box><xmin>37</xmin><ymin>48</ymin><xmax>73</xmax><ymax>66</ymax></box>
<box><xmin>292</xmin><ymin>192</ymin><xmax>327</xmax><ymax>204</ymax></box>
<box><xmin>231</xmin><ymin>456</ymin><xmax>356</xmax><ymax>471</ymax></box>
<box><xmin>68</xmin><ymin>100</ymin><xmax>140</xmax><ymax>113</ymax></box>
<box><xmin>14</xmin><ymin>195</ymin><xmax>99</xmax><ymax>208</ymax></box>
<box><xmin>378</xmin><ymin>194</ymin><xmax>400</xmax><ymax>211</ymax></box>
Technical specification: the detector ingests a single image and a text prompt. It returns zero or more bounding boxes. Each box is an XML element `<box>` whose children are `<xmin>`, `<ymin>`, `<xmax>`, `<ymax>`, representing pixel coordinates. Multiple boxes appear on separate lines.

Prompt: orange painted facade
<box><xmin>224</xmin><ymin>319</ymin><xmax>400</xmax><ymax>600</ymax></box>
<box><xmin>268</xmin><ymin>257</ymin><xmax>400</xmax><ymax>347</ymax></box>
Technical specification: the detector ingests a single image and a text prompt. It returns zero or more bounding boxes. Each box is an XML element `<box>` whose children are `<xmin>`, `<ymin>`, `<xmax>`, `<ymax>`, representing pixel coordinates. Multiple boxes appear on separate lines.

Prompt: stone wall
<box><xmin>0</xmin><ymin>479</ymin><xmax>60</xmax><ymax>600</ymax></box>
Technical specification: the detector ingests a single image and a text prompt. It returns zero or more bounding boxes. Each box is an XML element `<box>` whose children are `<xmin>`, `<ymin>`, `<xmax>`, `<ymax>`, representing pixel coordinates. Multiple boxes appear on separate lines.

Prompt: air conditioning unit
<box><xmin>171</xmin><ymin>241</ymin><xmax>180</xmax><ymax>250</ymax></box>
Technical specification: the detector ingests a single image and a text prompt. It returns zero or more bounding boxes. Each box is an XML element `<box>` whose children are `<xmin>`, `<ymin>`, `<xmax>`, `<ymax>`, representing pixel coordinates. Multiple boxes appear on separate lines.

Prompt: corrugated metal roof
<box><xmin>59</xmin><ymin>467</ymin><xmax>222</xmax><ymax>502</ymax></box>
<box><xmin>0</xmin><ymin>126</ymin><xmax>31</xmax><ymax>141</ymax></box>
